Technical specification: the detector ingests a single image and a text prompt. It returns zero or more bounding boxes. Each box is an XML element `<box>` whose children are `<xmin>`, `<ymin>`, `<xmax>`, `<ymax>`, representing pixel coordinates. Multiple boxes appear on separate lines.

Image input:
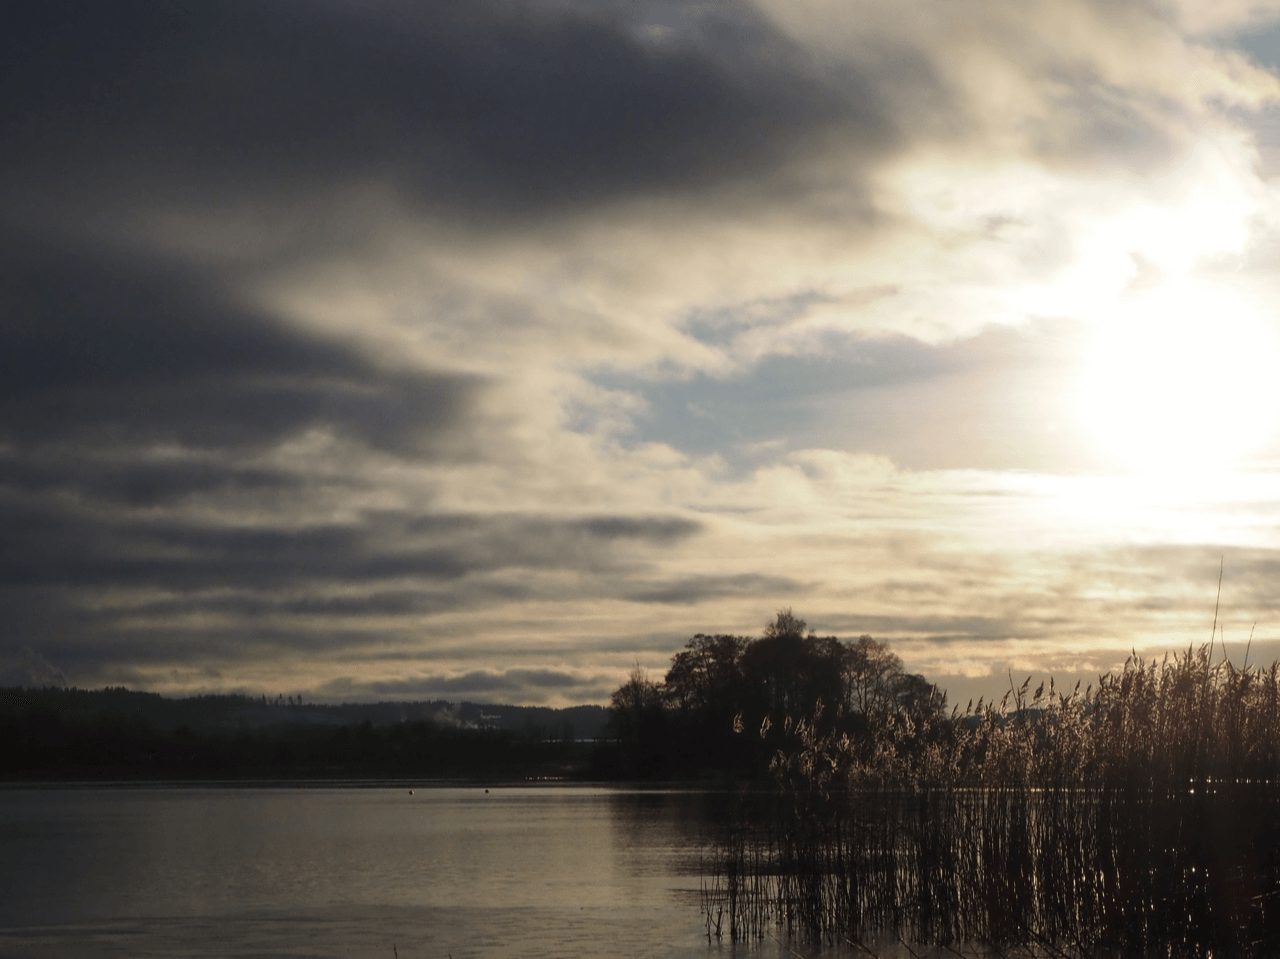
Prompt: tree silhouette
<box><xmin>606</xmin><ymin>611</ymin><xmax>946</xmax><ymax>779</ymax></box>
<box><xmin>607</xmin><ymin>666</ymin><xmax>668</xmax><ymax>778</ymax></box>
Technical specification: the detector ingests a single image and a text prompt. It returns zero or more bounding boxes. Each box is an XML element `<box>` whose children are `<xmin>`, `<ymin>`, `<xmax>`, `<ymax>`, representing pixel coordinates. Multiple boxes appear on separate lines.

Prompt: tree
<box><xmin>741</xmin><ymin>610</ymin><xmax>844</xmax><ymax>721</ymax></box>
<box><xmin>891</xmin><ymin>670</ymin><xmax>947</xmax><ymax>721</ymax></box>
<box><xmin>608</xmin><ymin>666</ymin><xmax>668</xmax><ymax>778</ymax></box>
<box><xmin>842</xmin><ymin>634</ymin><xmax>905</xmax><ymax>714</ymax></box>
<box><xmin>662</xmin><ymin>634</ymin><xmax>751</xmax><ymax>775</ymax></box>
<box><xmin>602</xmin><ymin>612</ymin><xmax>949</xmax><ymax>780</ymax></box>
<box><xmin>663</xmin><ymin>634</ymin><xmax>748</xmax><ymax>716</ymax></box>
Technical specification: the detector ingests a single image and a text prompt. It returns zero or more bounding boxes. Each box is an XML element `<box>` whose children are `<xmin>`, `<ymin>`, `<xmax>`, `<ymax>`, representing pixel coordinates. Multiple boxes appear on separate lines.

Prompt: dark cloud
<box><xmin>0</xmin><ymin>646</ymin><xmax>68</xmax><ymax>688</ymax></box>
<box><xmin>0</xmin><ymin>226</ymin><xmax>494</xmax><ymax>672</ymax></box>
<box><xmin>0</xmin><ymin>238</ymin><xmax>480</xmax><ymax>456</ymax></box>
<box><xmin>0</xmin><ymin>451</ymin><xmax>707</xmax><ymax>679</ymax></box>
<box><xmin>315</xmin><ymin>667</ymin><xmax>617</xmax><ymax>705</ymax></box>
<box><xmin>570</xmin><ymin>515</ymin><xmax>702</xmax><ymax>543</ymax></box>
<box><xmin>0</xmin><ymin>216</ymin><xmax>708</xmax><ymax>677</ymax></box>
<box><xmin>0</xmin><ymin>497</ymin><xmax>704</xmax><ymax>592</ymax></box>
<box><xmin>13</xmin><ymin>623</ymin><xmax>388</xmax><ymax>672</ymax></box>
<box><xmin>624</xmin><ymin>573</ymin><xmax>804</xmax><ymax>604</ymax></box>
<box><xmin>0</xmin><ymin>449</ymin><xmax>296</xmax><ymax>508</ymax></box>
<box><xmin>2</xmin><ymin>0</ymin><xmax>880</xmax><ymax>227</ymax></box>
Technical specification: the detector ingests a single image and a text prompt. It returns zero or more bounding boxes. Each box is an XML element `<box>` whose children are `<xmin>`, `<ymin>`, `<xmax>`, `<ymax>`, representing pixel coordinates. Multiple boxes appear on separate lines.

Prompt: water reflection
<box><xmin>0</xmin><ymin>786</ymin><xmax>737</xmax><ymax>959</ymax></box>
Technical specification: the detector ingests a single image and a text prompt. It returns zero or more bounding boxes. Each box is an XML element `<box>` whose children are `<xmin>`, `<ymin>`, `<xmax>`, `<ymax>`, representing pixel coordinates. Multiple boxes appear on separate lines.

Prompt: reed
<box><xmin>707</xmin><ymin>645</ymin><xmax>1280</xmax><ymax>957</ymax></box>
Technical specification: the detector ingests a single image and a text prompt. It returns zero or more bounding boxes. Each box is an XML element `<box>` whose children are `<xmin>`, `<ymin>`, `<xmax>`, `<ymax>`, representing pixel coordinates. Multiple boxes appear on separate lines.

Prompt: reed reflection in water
<box><xmin>708</xmin><ymin>783</ymin><xmax>1280</xmax><ymax>956</ymax></box>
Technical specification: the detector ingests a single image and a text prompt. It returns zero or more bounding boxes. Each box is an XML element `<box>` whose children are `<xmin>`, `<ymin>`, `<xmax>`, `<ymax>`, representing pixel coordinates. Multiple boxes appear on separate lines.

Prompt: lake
<box><xmin>0</xmin><ymin>784</ymin><xmax>868</xmax><ymax>959</ymax></box>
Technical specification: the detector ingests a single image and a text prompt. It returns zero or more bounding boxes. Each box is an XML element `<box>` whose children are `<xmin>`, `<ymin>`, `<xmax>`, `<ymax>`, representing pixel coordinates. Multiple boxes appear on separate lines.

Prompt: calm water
<box><xmin>0</xmin><ymin>784</ymin><xmax>847</xmax><ymax>959</ymax></box>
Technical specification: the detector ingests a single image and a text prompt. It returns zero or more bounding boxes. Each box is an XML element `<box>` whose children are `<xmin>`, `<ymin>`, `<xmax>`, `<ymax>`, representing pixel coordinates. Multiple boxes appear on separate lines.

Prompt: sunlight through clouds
<box><xmin>1076</xmin><ymin>282</ymin><xmax>1280</xmax><ymax>473</ymax></box>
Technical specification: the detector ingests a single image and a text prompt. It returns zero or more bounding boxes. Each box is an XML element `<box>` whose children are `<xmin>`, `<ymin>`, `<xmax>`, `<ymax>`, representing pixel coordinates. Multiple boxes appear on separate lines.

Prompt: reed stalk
<box><xmin>707</xmin><ymin>645</ymin><xmax>1280</xmax><ymax>957</ymax></box>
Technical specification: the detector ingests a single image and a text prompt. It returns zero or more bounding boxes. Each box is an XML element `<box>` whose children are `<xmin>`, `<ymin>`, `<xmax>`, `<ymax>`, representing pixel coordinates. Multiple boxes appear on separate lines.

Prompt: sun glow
<box><xmin>1076</xmin><ymin>282</ymin><xmax>1280</xmax><ymax>473</ymax></box>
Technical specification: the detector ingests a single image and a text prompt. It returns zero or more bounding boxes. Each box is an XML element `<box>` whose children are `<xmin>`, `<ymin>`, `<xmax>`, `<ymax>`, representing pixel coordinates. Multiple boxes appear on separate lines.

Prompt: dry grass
<box><xmin>707</xmin><ymin>645</ymin><xmax>1280</xmax><ymax>957</ymax></box>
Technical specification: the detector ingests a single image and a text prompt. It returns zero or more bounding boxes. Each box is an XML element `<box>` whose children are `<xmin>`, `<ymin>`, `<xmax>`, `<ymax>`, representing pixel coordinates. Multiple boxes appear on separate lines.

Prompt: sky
<box><xmin>6</xmin><ymin>0</ymin><xmax>1280</xmax><ymax>708</ymax></box>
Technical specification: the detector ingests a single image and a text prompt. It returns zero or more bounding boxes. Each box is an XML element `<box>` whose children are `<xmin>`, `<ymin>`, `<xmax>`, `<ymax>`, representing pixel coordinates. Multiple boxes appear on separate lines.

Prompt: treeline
<box><xmin>0</xmin><ymin>686</ymin><xmax>608</xmax><ymax>739</ymax></box>
<box><xmin>600</xmin><ymin>611</ymin><xmax>945</xmax><ymax>779</ymax></box>
<box><xmin>0</xmin><ymin>687</ymin><xmax>609</xmax><ymax>781</ymax></box>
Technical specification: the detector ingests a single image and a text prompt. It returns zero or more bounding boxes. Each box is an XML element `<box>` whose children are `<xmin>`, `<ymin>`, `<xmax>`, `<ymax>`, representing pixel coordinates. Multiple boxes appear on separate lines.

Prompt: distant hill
<box><xmin>0</xmin><ymin>686</ymin><xmax>610</xmax><ymax>740</ymax></box>
<box><xmin>0</xmin><ymin>686</ymin><xmax>614</xmax><ymax>781</ymax></box>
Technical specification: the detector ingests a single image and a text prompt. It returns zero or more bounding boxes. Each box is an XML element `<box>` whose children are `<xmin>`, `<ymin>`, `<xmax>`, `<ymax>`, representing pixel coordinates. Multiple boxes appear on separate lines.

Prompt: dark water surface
<box><xmin>0</xmin><ymin>784</ymin><xmax>842</xmax><ymax>959</ymax></box>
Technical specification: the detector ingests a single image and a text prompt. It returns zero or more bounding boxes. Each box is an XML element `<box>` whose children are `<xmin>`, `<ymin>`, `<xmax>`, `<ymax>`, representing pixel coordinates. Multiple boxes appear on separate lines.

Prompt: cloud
<box><xmin>314</xmin><ymin>666</ymin><xmax>617</xmax><ymax>706</ymax></box>
<box><xmin>0</xmin><ymin>451</ymin><xmax>297</xmax><ymax>509</ymax></box>
<box><xmin>1</xmin><ymin>0</ymin><xmax>873</xmax><ymax>232</ymax></box>
<box><xmin>0</xmin><ymin>646</ymin><xmax>67</xmax><ymax>688</ymax></box>
<box><xmin>0</xmin><ymin>237</ymin><xmax>482</xmax><ymax>457</ymax></box>
<box><xmin>0</xmin><ymin>497</ymin><xmax>704</xmax><ymax>593</ymax></box>
<box><xmin>623</xmin><ymin>573</ymin><xmax>805</xmax><ymax>605</ymax></box>
<box><xmin>4</xmin><ymin>0</ymin><xmax>1280</xmax><ymax>709</ymax></box>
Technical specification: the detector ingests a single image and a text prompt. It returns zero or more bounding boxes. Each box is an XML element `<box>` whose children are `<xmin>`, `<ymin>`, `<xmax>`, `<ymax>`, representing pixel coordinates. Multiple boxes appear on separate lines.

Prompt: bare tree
<box><xmin>842</xmin><ymin>634</ymin><xmax>904</xmax><ymax>714</ymax></box>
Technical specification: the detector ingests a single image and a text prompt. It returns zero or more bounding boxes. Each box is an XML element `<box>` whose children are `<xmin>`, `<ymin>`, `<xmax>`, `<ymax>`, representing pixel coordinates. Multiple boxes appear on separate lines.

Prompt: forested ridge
<box><xmin>0</xmin><ymin>687</ymin><xmax>608</xmax><ymax>781</ymax></box>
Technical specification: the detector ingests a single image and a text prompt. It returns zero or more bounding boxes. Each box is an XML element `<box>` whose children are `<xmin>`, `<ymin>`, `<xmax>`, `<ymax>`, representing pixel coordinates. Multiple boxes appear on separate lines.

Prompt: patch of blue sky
<box><xmin>1231</xmin><ymin>20</ymin><xmax>1280</xmax><ymax>72</ymax></box>
<box><xmin>582</xmin><ymin>316</ymin><xmax>1096</xmax><ymax>474</ymax></box>
<box><xmin>679</xmin><ymin>289</ymin><xmax>843</xmax><ymax>350</ymax></box>
<box><xmin>585</xmin><ymin>333</ymin><xmax>956</xmax><ymax>472</ymax></box>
